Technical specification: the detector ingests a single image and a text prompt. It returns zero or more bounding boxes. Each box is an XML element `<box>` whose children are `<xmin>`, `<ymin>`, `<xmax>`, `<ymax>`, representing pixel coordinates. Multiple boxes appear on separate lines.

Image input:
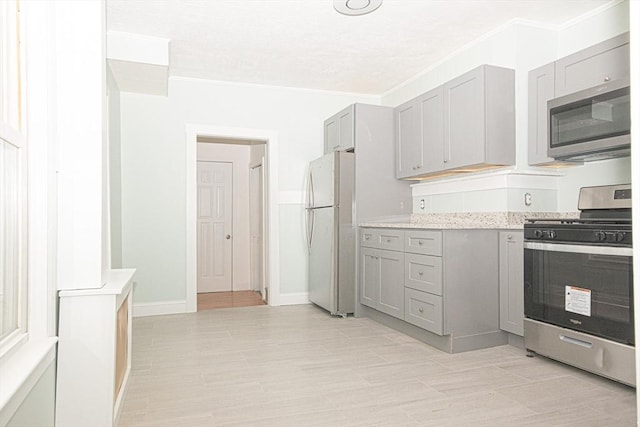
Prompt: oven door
<box><xmin>524</xmin><ymin>242</ymin><xmax>634</xmax><ymax>345</ymax></box>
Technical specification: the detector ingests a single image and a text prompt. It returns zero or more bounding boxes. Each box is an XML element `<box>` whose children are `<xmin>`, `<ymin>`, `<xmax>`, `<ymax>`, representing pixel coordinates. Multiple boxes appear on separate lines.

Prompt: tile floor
<box><xmin>118</xmin><ymin>305</ymin><xmax>636</xmax><ymax>426</ymax></box>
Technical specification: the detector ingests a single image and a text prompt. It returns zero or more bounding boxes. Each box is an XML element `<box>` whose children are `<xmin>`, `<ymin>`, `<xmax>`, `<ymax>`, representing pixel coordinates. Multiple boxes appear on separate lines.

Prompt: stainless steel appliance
<box><xmin>548</xmin><ymin>78</ymin><xmax>630</xmax><ymax>162</ymax></box>
<box><xmin>523</xmin><ymin>184</ymin><xmax>634</xmax><ymax>386</ymax></box>
<box><xmin>305</xmin><ymin>151</ymin><xmax>355</xmax><ymax>316</ymax></box>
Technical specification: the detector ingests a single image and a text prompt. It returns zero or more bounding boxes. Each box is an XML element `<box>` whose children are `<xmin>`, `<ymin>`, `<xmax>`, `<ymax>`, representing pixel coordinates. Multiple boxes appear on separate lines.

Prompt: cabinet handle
<box><xmin>365</xmin><ymin>236</ymin><xmax>370</xmax><ymax>240</ymax></box>
<box><xmin>386</xmin><ymin>239</ymin><xmax>391</xmax><ymax>243</ymax></box>
<box><xmin>604</xmin><ymin>76</ymin><xmax>611</xmax><ymax>82</ymax></box>
<box><xmin>418</xmin><ymin>271</ymin><xmax>424</xmax><ymax>276</ymax></box>
<box><xmin>416</xmin><ymin>165</ymin><xmax>422</xmax><ymax>169</ymax></box>
<box><xmin>412</xmin><ymin>166</ymin><xmax>417</xmax><ymax>170</ymax></box>
<box><xmin>418</xmin><ymin>307</ymin><xmax>424</xmax><ymax>313</ymax></box>
<box><xmin>507</xmin><ymin>234</ymin><xmax>513</xmax><ymax>240</ymax></box>
<box><xmin>418</xmin><ymin>241</ymin><xmax>424</xmax><ymax>246</ymax></box>
<box><xmin>333</xmin><ymin>145</ymin><xmax>340</xmax><ymax>150</ymax></box>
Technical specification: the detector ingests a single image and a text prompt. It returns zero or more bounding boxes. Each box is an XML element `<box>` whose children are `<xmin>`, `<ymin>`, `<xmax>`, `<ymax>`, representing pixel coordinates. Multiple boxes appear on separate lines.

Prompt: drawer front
<box><xmin>405</xmin><ymin>253</ymin><xmax>443</xmax><ymax>295</ymax></box>
<box><xmin>377</xmin><ymin>229</ymin><xmax>404</xmax><ymax>251</ymax></box>
<box><xmin>360</xmin><ymin>229</ymin><xmax>379</xmax><ymax>248</ymax></box>
<box><xmin>404</xmin><ymin>288</ymin><xmax>443</xmax><ymax>335</ymax></box>
<box><xmin>405</xmin><ymin>230</ymin><xmax>442</xmax><ymax>256</ymax></box>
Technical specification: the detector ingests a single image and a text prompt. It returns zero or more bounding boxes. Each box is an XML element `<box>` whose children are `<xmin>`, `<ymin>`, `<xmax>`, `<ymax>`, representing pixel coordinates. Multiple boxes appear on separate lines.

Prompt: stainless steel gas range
<box><xmin>523</xmin><ymin>184</ymin><xmax>634</xmax><ymax>386</ymax></box>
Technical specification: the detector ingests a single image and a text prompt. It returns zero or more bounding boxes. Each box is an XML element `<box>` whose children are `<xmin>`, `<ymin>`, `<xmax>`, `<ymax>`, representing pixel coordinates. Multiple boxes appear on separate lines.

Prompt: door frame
<box><xmin>186</xmin><ymin>124</ymin><xmax>280</xmax><ymax>310</ymax></box>
<box><xmin>249</xmin><ymin>160</ymin><xmax>266</xmax><ymax>298</ymax></box>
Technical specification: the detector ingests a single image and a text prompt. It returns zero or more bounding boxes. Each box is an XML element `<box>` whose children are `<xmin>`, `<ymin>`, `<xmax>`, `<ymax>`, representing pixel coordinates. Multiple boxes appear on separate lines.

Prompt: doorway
<box><xmin>186</xmin><ymin>124</ymin><xmax>280</xmax><ymax>312</ymax></box>
<box><xmin>192</xmin><ymin>136</ymin><xmax>270</xmax><ymax>311</ymax></box>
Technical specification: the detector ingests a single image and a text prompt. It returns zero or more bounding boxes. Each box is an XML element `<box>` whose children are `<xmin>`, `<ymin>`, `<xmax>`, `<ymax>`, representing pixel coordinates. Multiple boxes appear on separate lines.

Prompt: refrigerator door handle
<box><xmin>309</xmin><ymin>209</ymin><xmax>315</xmax><ymax>251</ymax></box>
<box><xmin>305</xmin><ymin>208</ymin><xmax>311</xmax><ymax>251</ymax></box>
<box><xmin>309</xmin><ymin>170</ymin><xmax>315</xmax><ymax>209</ymax></box>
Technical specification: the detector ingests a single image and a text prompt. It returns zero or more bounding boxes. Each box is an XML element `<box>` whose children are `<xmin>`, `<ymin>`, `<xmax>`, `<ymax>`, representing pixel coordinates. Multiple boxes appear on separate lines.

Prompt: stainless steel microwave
<box><xmin>548</xmin><ymin>78</ymin><xmax>630</xmax><ymax>162</ymax></box>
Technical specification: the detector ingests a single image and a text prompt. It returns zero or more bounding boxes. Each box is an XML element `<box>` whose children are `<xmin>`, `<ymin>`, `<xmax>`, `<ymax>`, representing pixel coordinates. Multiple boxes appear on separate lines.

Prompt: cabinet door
<box><xmin>324</xmin><ymin>115</ymin><xmax>339</xmax><ymax>154</ymax></box>
<box><xmin>360</xmin><ymin>247</ymin><xmax>379</xmax><ymax>309</ymax></box>
<box><xmin>528</xmin><ymin>63</ymin><xmax>556</xmax><ymax>166</ymax></box>
<box><xmin>499</xmin><ymin>231</ymin><xmax>524</xmax><ymax>336</ymax></box>
<box><xmin>443</xmin><ymin>67</ymin><xmax>485</xmax><ymax>169</ymax></box>
<box><xmin>555</xmin><ymin>33</ymin><xmax>629</xmax><ymax>97</ymax></box>
<box><xmin>378</xmin><ymin>249</ymin><xmax>405</xmax><ymax>319</ymax></box>
<box><xmin>418</xmin><ymin>87</ymin><xmax>444</xmax><ymax>174</ymax></box>
<box><xmin>338</xmin><ymin>106</ymin><xmax>354</xmax><ymax>151</ymax></box>
<box><xmin>395</xmin><ymin>99</ymin><xmax>420</xmax><ymax>178</ymax></box>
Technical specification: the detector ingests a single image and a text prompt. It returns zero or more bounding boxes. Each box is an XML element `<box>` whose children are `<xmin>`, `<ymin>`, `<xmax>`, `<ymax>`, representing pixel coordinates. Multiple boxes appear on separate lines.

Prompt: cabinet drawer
<box><xmin>361</xmin><ymin>228</ymin><xmax>404</xmax><ymax>251</ymax></box>
<box><xmin>404</xmin><ymin>230</ymin><xmax>442</xmax><ymax>255</ymax></box>
<box><xmin>360</xmin><ymin>229</ymin><xmax>379</xmax><ymax>248</ymax></box>
<box><xmin>405</xmin><ymin>253</ymin><xmax>442</xmax><ymax>295</ymax></box>
<box><xmin>404</xmin><ymin>288</ymin><xmax>443</xmax><ymax>335</ymax></box>
<box><xmin>378</xmin><ymin>229</ymin><xmax>404</xmax><ymax>251</ymax></box>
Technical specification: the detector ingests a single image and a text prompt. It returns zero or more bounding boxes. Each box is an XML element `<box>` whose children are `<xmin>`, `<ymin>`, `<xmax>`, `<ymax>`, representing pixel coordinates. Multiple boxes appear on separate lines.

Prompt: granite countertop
<box><xmin>359</xmin><ymin>212</ymin><xmax>579</xmax><ymax>230</ymax></box>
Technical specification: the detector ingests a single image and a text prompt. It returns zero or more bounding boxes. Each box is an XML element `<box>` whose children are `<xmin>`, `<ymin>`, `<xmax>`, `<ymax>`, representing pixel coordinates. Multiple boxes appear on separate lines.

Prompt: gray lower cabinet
<box><xmin>499</xmin><ymin>231</ymin><xmax>524</xmax><ymax>336</ymax></box>
<box><xmin>360</xmin><ymin>227</ymin><xmax>502</xmax><ymax>352</ymax></box>
<box><xmin>360</xmin><ymin>230</ymin><xmax>405</xmax><ymax>320</ymax></box>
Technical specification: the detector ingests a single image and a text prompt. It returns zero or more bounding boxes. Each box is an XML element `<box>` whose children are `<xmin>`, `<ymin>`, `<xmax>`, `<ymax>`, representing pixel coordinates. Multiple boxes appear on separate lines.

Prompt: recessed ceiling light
<box><xmin>333</xmin><ymin>0</ymin><xmax>383</xmax><ymax>16</ymax></box>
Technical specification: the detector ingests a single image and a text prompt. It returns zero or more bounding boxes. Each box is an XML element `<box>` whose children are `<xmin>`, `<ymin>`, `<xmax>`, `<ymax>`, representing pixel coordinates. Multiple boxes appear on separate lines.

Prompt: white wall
<box><xmin>382</xmin><ymin>1</ymin><xmax>631</xmax><ymax>213</ymax></box>
<box><xmin>197</xmin><ymin>142</ymin><xmax>251</xmax><ymax>291</ymax></box>
<box><xmin>120</xmin><ymin>79</ymin><xmax>376</xmax><ymax>305</ymax></box>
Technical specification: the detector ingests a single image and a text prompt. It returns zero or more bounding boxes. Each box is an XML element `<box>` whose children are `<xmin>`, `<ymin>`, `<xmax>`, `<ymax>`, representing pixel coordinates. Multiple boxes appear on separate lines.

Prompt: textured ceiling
<box><xmin>106</xmin><ymin>0</ymin><xmax>613</xmax><ymax>94</ymax></box>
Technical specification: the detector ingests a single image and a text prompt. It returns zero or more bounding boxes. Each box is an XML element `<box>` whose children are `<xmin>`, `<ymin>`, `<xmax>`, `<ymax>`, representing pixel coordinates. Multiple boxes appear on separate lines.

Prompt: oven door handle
<box><xmin>524</xmin><ymin>241</ymin><xmax>633</xmax><ymax>257</ymax></box>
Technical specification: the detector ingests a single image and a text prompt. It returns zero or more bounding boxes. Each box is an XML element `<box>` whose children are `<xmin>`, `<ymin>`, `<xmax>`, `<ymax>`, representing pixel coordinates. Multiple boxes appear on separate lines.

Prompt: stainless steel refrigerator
<box><xmin>305</xmin><ymin>151</ymin><xmax>355</xmax><ymax>316</ymax></box>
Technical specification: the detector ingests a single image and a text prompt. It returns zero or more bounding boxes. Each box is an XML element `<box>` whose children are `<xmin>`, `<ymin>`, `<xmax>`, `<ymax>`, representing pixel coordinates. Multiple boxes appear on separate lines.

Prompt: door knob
<box><xmin>226</xmin><ymin>234</ymin><xmax>231</xmax><ymax>239</ymax></box>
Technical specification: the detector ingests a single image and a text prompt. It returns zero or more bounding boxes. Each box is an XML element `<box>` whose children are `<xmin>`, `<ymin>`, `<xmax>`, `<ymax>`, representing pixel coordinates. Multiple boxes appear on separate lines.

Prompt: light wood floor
<box><xmin>197</xmin><ymin>291</ymin><xmax>266</xmax><ymax>311</ymax></box>
<box><xmin>119</xmin><ymin>305</ymin><xmax>636</xmax><ymax>426</ymax></box>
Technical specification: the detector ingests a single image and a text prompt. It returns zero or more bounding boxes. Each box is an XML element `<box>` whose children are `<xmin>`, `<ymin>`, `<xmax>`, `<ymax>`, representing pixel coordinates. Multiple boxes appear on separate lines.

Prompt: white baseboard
<box><xmin>133</xmin><ymin>300</ymin><xmax>187</xmax><ymax>317</ymax></box>
<box><xmin>278</xmin><ymin>292</ymin><xmax>310</xmax><ymax>306</ymax></box>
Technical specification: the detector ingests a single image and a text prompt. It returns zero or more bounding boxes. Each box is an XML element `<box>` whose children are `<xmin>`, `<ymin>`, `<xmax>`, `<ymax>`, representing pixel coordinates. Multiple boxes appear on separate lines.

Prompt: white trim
<box><xmin>0</xmin><ymin>338</ymin><xmax>57</xmax><ymax>426</ymax></box>
<box><xmin>186</xmin><ymin>124</ymin><xmax>281</xmax><ymax>310</ymax></box>
<box><xmin>106</xmin><ymin>31</ymin><xmax>170</xmax><ymax>66</ymax></box>
<box><xmin>558</xmin><ymin>0</ymin><xmax>626</xmax><ymax>31</ymax></box>
<box><xmin>411</xmin><ymin>169</ymin><xmax>562</xmax><ymax>197</ymax></box>
<box><xmin>132</xmin><ymin>300</ymin><xmax>187</xmax><ymax>318</ymax></box>
<box><xmin>278</xmin><ymin>293</ymin><xmax>311</xmax><ymax>306</ymax></box>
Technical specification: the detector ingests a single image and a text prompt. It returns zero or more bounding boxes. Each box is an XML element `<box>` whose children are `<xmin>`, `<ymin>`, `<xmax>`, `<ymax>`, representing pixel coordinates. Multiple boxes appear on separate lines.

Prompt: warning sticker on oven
<box><xmin>565</xmin><ymin>286</ymin><xmax>591</xmax><ymax>317</ymax></box>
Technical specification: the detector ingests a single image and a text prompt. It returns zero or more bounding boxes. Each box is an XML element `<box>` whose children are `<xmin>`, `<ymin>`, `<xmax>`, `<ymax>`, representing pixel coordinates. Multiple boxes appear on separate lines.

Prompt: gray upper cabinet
<box><xmin>395</xmin><ymin>65</ymin><xmax>514</xmax><ymax>179</ymax></box>
<box><xmin>395</xmin><ymin>98</ymin><xmax>420</xmax><ymax>178</ymax></box>
<box><xmin>443</xmin><ymin>65</ymin><xmax>515</xmax><ymax>171</ymax></box>
<box><xmin>528</xmin><ymin>32</ymin><xmax>629</xmax><ymax>166</ymax></box>
<box><xmin>499</xmin><ymin>231</ymin><xmax>524</xmax><ymax>336</ymax></box>
<box><xmin>555</xmin><ymin>32</ymin><xmax>630</xmax><ymax>97</ymax></box>
<box><xmin>324</xmin><ymin>104</ymin><xmax>354</xmax><ymax>153</ymax></box>
<box><xmin>395</xmin><ymin>87</ymin><xmax>444</xmax><ymax>178</ymax></box>
<box><xmin>528</xmin><ymin>63</ymin><xmax>557</xmax><ymax>166</ymax></box>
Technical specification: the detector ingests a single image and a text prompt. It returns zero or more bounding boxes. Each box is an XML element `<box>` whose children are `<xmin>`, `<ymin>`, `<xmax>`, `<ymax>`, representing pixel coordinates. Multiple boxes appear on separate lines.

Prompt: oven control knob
<box><xmin>547</xmin><ymin>230</ymin><xmax>557</xmax><ymax>239</ymax></box>
<box><xmin>534</xmin><ymin>230</ymin><xmax>544</xmax><ymax>238</ymax></box>
<box><xmin>614</xmin><ymin>232</ymin><xmax>625</xmax><ymax>242</ymax></box>
<box><xmin>595</xmin><ymin>231</ymin><xmax>607</xmax><ymax>241</ymax></box>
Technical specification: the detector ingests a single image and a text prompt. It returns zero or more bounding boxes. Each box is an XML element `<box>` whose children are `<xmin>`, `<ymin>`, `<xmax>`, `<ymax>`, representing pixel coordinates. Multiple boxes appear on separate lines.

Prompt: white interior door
<box><xmin>250</xmin><ymin>163</ymin><xmax>265</xmax><ymax>299</ymax></box>
<box><xmin>197</xmin><ymin>161</ymin><xmax>233</xmax><ymax>293</ymax></box>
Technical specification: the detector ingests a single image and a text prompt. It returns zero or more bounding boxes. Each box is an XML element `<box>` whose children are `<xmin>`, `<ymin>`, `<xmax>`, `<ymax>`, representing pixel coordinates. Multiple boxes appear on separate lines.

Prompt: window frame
<box><xmin>0</xmin><ymin>0</ymin><xmax>28</xmax><ymax>358</ymax></box>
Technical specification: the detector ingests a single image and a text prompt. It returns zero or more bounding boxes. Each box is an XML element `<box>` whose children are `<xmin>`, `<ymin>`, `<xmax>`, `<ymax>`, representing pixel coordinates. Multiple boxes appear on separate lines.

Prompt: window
<box><xmin>0</xmin><ymin>0</ymin><xmax>27</xmax><ymax>351</ymax></box>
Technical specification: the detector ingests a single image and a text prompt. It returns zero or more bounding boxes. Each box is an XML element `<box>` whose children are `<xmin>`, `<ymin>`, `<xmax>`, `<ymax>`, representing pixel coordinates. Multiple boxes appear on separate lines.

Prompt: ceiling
<box><xmin>106</xmin><ymin>0</ymin><xmax>613</xmax><ymax>95</ymax></box>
